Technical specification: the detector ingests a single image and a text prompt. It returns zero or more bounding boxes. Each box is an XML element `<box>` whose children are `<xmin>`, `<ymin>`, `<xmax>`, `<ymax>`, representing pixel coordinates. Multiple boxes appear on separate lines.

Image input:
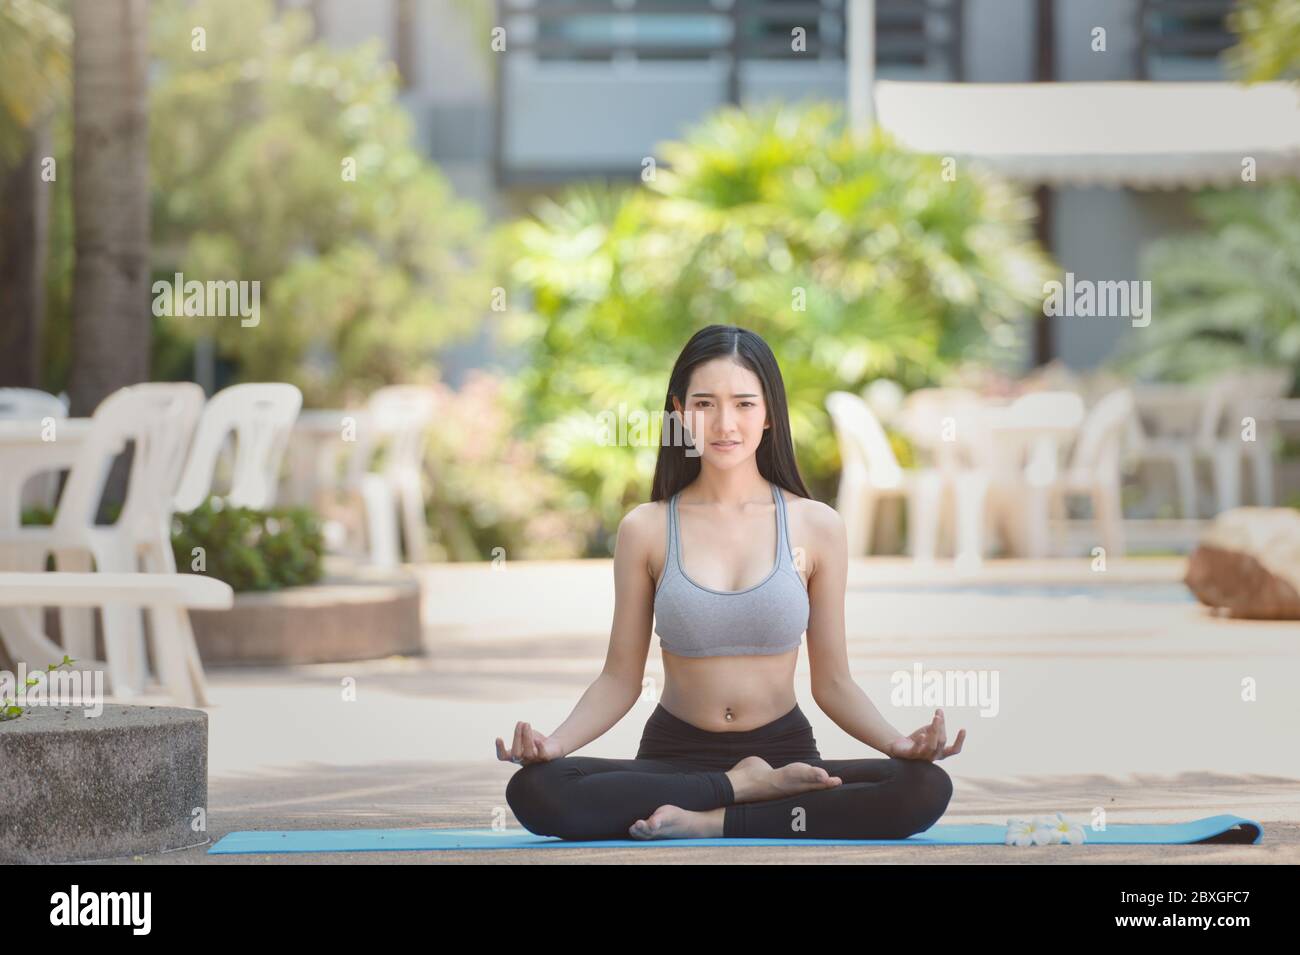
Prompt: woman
<box><xmin>497</xmin><ymin>325</ymin><xmax>964</xmax><ymax>840</ymax></box>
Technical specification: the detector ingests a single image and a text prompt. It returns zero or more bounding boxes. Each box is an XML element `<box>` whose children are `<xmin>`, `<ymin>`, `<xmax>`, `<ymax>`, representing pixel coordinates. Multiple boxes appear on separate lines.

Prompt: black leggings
<box><xmin>505</xmin><ymin>702</ymin><xmax>953</xmax><ymax>841</ymax></box>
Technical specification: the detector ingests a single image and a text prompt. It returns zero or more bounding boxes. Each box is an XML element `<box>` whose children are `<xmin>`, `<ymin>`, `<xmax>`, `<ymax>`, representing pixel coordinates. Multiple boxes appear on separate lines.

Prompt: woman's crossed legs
<box><xmin>505</xmin><ymin>754</ymin><xmax>952</xmax><ymax>841</ymax></box>
<box><xmin>722</xmin><ymin>756</ymin><xmax>952</xmax><ymax>839</ymax></box>
<box><xmin>506</xmin><ymin>756</ymin><xmax>733</xmax><ymax>841</ymax></box>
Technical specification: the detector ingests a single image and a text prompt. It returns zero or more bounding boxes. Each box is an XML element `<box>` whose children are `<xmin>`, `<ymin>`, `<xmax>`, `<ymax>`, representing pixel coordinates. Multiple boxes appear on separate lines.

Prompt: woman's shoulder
<box><xmin>779</xmin><ymin>490</ymin><xmax>845</xmax><ymax>565</ymax></box>
<box><xmin>616</xmin><ymin>498</ymin><xmax>670</xmax><ymax>545</ymax></box>
<box><xmin>777</xmin><ymin>488</ymin><xmax>841</xmax><ymax>528</ymax></box>
<box><xmin>778</xmin><ymin>492</ymin><xmax>843</xmax><ymax>586</ymax></box>
<box><xmin>627</xmin><ymin>490</ymin><xmax>675</xmax><ymax>518</ymax></box>
<box><xmin>615</xmin><ymin>499</ymin><xmax>672</xmax><ymax>586</ymax></box>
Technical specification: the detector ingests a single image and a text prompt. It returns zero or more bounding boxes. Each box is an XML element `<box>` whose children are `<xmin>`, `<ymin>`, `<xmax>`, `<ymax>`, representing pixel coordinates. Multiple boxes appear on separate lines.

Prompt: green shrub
<box><xmin>498</xmin><ymin>102</ymin><xmax>1056</xmax><ymax>538</ymax></box>
<box><xmin>171</xmin><ymin>497</ymin><xmax>324</xmax><ymax>592</ymax></box>
<box><xmin>21</xmin><ymin>502</ymin><xmax>121</xmax><ymax>526</ymax></box>
<box><xmin>23</xmin><ymin>498</ymin><xmax>322</xmax><ymax>591</ymax></box>
<box><xmin>20</xmin><ymin>506</ymin><xmax>56</xmax><ymax>526</ymax></box>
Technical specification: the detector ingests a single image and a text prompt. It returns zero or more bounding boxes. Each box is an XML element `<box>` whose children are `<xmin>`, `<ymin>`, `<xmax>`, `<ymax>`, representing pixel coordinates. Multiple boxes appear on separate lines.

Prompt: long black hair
<box><xmin>650</xmin><ymin>324</ymin><xmax>811</xmax><ymax>502</ymax></box>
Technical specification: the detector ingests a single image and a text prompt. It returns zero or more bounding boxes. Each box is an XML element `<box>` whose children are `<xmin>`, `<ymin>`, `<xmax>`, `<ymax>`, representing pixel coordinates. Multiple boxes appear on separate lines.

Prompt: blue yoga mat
<box><xmin>208</xmin><ymin>814</ymin><xmax>1262</xmax><ymax>854</ymax></box>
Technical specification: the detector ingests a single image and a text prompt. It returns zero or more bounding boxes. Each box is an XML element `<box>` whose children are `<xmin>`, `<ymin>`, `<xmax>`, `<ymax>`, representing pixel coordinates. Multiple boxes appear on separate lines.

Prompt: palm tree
<box><xmin>1113</xmin><ymin>181</ymin><xmax>1300</xmax><ymax>391</ymax></box>
<box><xmin>67</xmin><ymin>0</ymin><xmax>152</xmax><ymax>415</ymax></box>
<box><xmin>0</xmin><ymin>0</ymin><xmax>69</xmax><ymax>388</ymax></box>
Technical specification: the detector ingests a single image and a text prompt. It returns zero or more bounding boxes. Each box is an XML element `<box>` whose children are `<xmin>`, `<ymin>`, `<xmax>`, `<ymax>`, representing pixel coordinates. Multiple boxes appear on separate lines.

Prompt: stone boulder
<box><xmin>1184</xmin><ymin>507</ymin><xmax>1300</xmax><ymax>619</ymax></box>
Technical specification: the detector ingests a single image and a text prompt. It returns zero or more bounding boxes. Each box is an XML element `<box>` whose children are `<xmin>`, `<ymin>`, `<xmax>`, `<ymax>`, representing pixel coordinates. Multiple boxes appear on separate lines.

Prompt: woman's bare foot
<box><xmin>725</xmin><ymin>755</ymin><xmax>841</xmax><ymax>804</ymax></box>
<box><xmin>629</xmin><ymin>805</ymin><xmax>724</xmax><ymax>840</ymax></box>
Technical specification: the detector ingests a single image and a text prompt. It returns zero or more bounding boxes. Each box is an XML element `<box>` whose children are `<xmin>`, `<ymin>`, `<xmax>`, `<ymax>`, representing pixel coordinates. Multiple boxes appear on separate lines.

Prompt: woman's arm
<box><xmin>804</xmin><ymin>502</ymin><xmax>907</xmax><ymax>754</ymax></box>
<box><xmin>545</xmin><ymin>506</ymin><xmax>656</xmax><ymax>757</ymax></box>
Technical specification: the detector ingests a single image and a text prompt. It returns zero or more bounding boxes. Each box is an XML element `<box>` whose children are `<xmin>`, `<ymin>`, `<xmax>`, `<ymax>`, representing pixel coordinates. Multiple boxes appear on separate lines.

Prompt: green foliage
<box><xmin>0</xmin><ymin>0</ymin><xmax>69</xmax><ymax>169</ymax></box>
<box><xmin>499</xmin><ymin>102</ymin><xmax>1055</xmax><ymax>534</ymax></box>
<box><xmin>26</xmin><ymin>496</ymin><xmax>322</xmax><ymax>589</ymax></box>
<box><xmin>421</xmin><ymin>371</ymin><xmax>600</xmax><ymax>560</ymax></box>
<box><xmin>0</xmin><ymin>655</ymin><xmax>74</xmax><ymax>722</ymax></box>
<box><xmin>23</xmin><ymin>497</ymin><xmax>324</xmax><ymax>590</ymax></box>
<box><xmin>147</xmin><ymin>0</ymin><xmax>486</xmax><ymax>405</ymax></box>
<box><xmin>1225</xmin><ymin>0</ymin><xmax>1300</xmax><ymax>82</ymax></box>
<box><xmin>20</xmin><ymin>505</ymin><xmax>56</xmax><ymax>526</ymax></box>
<box><xmin>1110</xmin><ymin>180</ymin><xmax>1300</xmax><ymax>391</ymax></box>
<box><xmin>171</xmin><ymin>497</ymin><xmax>324</xmax><ymax>592</ymax></box>
<box><xmin>22</xmin><ymin>502</ymin><xmax>121</xmax><ymax>527</ymax></box>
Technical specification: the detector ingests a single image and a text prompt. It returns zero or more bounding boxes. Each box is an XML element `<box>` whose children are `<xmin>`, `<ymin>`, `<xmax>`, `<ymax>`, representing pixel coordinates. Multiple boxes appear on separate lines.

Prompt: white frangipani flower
<box><xmin>1005</xmin><ymin>812</ymin><xmax>1087</xmax><ymax>846</ymax></box>
<box><xmin>1044</xmin><ymin>811</ymin><xmax>1087</xmax><ymax>845</ymax></box>
<box><xmin>1005</xmin><ymin>817</ymin><xmax>1037</xmax><ymax>846</ymax></box>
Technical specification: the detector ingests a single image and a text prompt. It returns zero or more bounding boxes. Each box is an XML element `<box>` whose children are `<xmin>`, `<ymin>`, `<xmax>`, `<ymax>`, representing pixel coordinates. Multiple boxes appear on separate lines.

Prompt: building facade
<box><xmin>297</xmin><ymin>0</ymin><xmax>1242</xmax><ymax>374</ymax></box>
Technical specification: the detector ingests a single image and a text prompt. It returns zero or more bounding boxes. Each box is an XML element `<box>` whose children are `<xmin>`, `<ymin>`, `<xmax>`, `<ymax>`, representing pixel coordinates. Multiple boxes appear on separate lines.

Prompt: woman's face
<box><xmin>672</xmin><ymin>358</ymin><xmax>769</xmax><ymax>468</ymax></box>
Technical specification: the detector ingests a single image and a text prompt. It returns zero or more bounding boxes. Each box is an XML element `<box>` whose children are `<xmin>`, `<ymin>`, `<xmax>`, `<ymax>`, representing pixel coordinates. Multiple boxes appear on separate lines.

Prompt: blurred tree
<box><xmin>499</xmin><ymin>103</ymin><xmax>1055</xmax><ymax>541</ymax></box>
<box><xmin>147</xmin><ymin>0</ymin><xmax>486</xmax><ymax>406</ymax></box>
<box><xmin>68</xmin><ymin>0</ymin><xmax>151</xmax><ymax>415</ymax></box>
<box><xmin>1225</xmin><ymin>0</ymin><xmax>1300</xmax><ymax>82</ymax></box>
<box><xmin>0</xmin><ymin>0</ymin><xmax>69</xmax><ymax>389</ymax></box>
<box><xmin>0</xmin><ymin>0</ymin><xmax>67</xmax><ymax>167</ymax></box>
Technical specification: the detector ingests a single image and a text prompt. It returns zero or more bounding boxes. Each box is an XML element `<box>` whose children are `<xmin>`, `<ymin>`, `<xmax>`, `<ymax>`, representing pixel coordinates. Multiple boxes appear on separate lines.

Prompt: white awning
<box><xmin>873</xmin><ymin>81</ymin><xmax>1300</xmax><ymax>189</ymax></box>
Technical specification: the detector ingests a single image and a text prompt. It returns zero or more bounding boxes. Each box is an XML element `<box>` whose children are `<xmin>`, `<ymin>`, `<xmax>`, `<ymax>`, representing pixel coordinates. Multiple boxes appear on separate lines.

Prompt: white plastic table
<box><xmin>1132</xmin><ymin>384</ymin><xmax>1204</xmax><ymax>437</ymax></box>
<box><xmin>969</xmin><ymin>407</ymin><xmax>1082</xmax><ymax>558</ymax></box>
<box><xmin>282</xmin><ymin>409</ymin><xmax>372</xmax><ymax>508</ymax></box>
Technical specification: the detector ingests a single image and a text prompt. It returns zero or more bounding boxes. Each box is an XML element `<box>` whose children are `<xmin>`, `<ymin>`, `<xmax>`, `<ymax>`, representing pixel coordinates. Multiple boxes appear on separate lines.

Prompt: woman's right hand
<box><xmin>496</xmin><ymin>721</ymin><xmax>565</xmax><ymax>766</ymax></box>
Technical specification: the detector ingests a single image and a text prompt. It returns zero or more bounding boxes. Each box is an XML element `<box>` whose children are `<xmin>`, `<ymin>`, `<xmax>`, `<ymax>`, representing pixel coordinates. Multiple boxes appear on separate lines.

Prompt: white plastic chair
<box><xmin>1194</xmin><ymin>368</ymin><xmax>1290</xmax><ymax>515</ymax></box>
<box><xmin>1134</xmin><ymin>370</ymin><xmax>1291</xmax><ymax>518</ymax></box>
<box><xmin>137</xmin><ymin>382</ymin><xmax>302</xmax><ymax>702</ymax></box>
<box><xmin>0</xmin><ymin>388</ymin><xmax>70</xmax><ymax>512</ymax></box>
<box><xmin>345</xmin><ymin>385</ymin><xmax>437</xmax><ymax>568</ymax></box>
<box><xmin>0</xmin><ymin>388</ymin><xmax>67</xmax><ymax>422</ymax></box>
<box><xmin>826</xmin><ymin>391</ymin><xmax>943</xmax><ymax>560</ymax></box>
<box><xmin>1130</xmin><ymin>383</ymin><xmax>1201</xmax><ymax>518</ymax></box>
<box><xmin>1048</xmin><ymin>388</ymin><xmax>1135</xmax><ymax>556</ymax></box>
<box><xmin>0</xmin><ymin>383</ymin><xmax>205</xmax><ymax>700</ymax></box>
<box><xmin>173</xmin><ymin>383</ymin><xmax>303</xmax><ymax>512</ymax></box>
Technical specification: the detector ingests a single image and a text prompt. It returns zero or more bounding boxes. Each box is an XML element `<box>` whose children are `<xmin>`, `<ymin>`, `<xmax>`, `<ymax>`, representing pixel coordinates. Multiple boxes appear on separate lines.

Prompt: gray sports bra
<box><xmin>653</xmin><ymin>481</ymin><xmax>810</xmax><ymax>657</ymax></box>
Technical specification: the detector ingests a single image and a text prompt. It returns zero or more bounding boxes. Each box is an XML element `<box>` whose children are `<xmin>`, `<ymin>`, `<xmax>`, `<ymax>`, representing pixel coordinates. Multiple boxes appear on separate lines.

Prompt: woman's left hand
<box><xmin>886</xmin><ymin>708</ymin><xmax>965</xmax><ymax>761</ymax></box>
